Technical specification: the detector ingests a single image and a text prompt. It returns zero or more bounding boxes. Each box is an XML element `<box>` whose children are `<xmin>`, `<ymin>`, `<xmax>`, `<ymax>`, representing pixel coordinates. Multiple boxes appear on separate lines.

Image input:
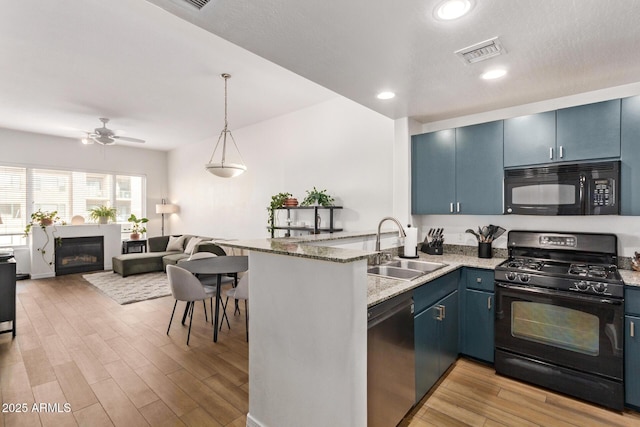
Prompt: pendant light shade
<box><xmin>206</xmin><ymin>73</ymin><xmax>247</xmax><ymax>178</ymax></box>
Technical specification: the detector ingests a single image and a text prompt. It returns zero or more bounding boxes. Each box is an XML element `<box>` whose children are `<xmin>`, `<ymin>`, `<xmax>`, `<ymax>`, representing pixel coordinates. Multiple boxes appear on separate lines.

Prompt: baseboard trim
<box><xmin>246</xmin><ymin>412</ymin><xmax>265</xmax><ymax>427</ymax></box>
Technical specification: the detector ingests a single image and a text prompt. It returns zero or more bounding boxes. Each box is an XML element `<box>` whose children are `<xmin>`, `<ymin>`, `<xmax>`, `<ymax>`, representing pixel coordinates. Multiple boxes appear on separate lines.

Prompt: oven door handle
<box><xmin>495</xmin><ymin>282</ymin><xmax>623</xmax><ymax>306</ymax></box>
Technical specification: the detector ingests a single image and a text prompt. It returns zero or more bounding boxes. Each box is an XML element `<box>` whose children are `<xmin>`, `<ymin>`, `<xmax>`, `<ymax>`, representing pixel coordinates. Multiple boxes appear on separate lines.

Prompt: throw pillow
<box><xmin>166</xmin><ymin>235</ymin><xmax>185</xmax><ymax>251</ymax></box>
<box><xmin>184</xmin><ymin>237</ymin><xmax>202</xmax><ymax>255</ymax></box>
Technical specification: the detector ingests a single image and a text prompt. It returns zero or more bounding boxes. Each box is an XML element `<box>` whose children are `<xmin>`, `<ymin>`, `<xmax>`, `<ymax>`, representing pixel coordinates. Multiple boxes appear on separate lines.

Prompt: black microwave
<box><xmin>504</xmin><ymin>160</ymin><xmax>620</xmax><ymax>215</ymax></box>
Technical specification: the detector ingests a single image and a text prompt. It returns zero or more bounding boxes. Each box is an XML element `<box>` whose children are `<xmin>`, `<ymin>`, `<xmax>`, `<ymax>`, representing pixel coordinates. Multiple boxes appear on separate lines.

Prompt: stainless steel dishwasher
<box><xmin>367</xmin><ymin>291</ymin><xmax>415</xmax><ymax>427</ymax></box>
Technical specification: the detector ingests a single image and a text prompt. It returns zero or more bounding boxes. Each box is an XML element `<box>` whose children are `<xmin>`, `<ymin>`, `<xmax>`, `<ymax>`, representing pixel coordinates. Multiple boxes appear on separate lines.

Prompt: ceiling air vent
<box><xmin>455</xmin><ymin>37</ymin><xmax>506</xmax><ymax>64</ymax></box>
<box><xmin>181</xmin><ymin>0</ymin><xmax>211</xmax><ymax>10</ymax></box>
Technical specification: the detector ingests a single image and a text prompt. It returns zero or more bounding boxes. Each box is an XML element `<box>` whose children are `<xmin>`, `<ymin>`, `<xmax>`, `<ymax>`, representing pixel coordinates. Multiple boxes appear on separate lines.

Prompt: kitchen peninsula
<box><xmin>224</xmin><ymin>232</ymin><xmax>503</xmax><ymax>427</ymax></box>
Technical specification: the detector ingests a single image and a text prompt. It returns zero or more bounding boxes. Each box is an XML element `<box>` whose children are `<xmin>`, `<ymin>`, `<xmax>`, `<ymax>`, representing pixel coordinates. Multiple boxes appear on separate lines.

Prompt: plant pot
<box><xmin>98</xmin><ymin>217</ymin><xmax>108</xmax><ymax>224</ymax></box>
<box><xmin>40</xmin><ymin>219</ymin><xmax>53</xmax><ymax>226</ymax></box>
<box><xmin>130</xmin><ymin>233</ymin><xmax>141</xmax><ymax>240</ymax></box>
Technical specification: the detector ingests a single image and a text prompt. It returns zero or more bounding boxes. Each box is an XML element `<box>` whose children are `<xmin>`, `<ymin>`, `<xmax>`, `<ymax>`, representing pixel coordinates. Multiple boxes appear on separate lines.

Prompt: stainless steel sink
<box><xmin>382</xmin><ymin>259</ymin><xmax>447</xmax><ymax>273</ymax></box>
<box><xmin>367</xmin><ymin>259</ymin><xmax>447</xmax><ymax>281</ymax></box>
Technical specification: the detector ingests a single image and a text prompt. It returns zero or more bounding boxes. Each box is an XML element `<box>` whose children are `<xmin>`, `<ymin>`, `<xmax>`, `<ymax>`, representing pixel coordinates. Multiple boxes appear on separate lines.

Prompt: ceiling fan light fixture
<box><xmin>206</xmin><ymin>73</ymin><xmax>247</xmax><ymax>178</ymax></box>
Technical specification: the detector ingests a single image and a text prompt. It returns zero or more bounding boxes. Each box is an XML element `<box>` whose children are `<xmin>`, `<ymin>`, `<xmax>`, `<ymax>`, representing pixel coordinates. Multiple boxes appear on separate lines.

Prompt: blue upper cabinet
<box><xmin>411</xmin><ymin>130</ymin><xmax>456</xmax><ymax>214</ymax></box>
<box><xmin>621</xmin><ymin>95</ymin><xmax>640</xmax><ymax>215</ymax></box>
<box><xmin>504</xmin><ymin>100</ymin><xmax>621</xmax><ymax>167</ymax></box>
<box><xmin>556</xmin><ymin>99</ymin><xmax>621</xmax><ymax>162</ymax></box>
<box><xmin>411</xmin><ymin>122</ymin><xmax>503</xmax><ymax>215</ymax></box>
<box><xmin>456</xmin><ymin>121</ymin><xmax>504</xmax><ymax>215</ymax></box>
<box><xmin>504</xmin><ymin>111</ymin><xmax>556</xmax><ymax>167</ymax></box>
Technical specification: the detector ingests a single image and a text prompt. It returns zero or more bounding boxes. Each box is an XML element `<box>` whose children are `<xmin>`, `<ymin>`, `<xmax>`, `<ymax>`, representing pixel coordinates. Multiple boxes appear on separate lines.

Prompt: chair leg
<box><xmin>219</xmin><ymin>296</ymin><xmax>231</xmax><ymax>331</ymax></box>
<box><xmin>167</xmin><ymin>300</ymin><xmax>178</xmax><ymax>335</ymax></box>
<box><xmin>245</xmin><ymin>300</ymin><xmax>249</xmax><ymax>342</ymax></box>
<box><xmin>187</xmin><ymin>301</ymin><xmax>194</xmax><ymax>346</ymax></box>
<box><xmin>234</xmin><ymin>298</ymin><xmax>240</xmax><ymax>315</ymax></box>
<box><xmin>210</xmin><ymin>298</ymin><xmax>214</xmax><ymax>325</ymax></box>
<box><xmin>181</xmin><ymin>301</ymin><xmax>190</xmax><ymax>325</ymax></box>
<box><xmin>203</xmin><ymin>300</ymin><xmax>208</xmax><ymax>322</ymax></box>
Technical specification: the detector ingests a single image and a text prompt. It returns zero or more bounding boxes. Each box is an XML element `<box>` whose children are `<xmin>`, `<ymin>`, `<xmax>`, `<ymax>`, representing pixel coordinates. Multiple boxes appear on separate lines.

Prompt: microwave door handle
<box><xmin>579</xmin><ymin>175</ymin><xmax>586</xmax><ymax>213</ymax></box>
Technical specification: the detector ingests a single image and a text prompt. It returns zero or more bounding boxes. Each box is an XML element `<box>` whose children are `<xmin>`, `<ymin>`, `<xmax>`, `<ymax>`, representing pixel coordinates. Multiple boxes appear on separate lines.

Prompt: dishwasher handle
<box><xmin>368</xmin><ymin>295</ymin><xmax>414</xmax><ymax>329</ymax></box>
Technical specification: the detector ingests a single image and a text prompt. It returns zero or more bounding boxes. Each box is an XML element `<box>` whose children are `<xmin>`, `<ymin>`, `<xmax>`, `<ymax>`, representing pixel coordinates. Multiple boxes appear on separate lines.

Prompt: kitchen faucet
<box><xmin>375</xmin><ymin>216</ymin><xmax>407</xmax><ymax>253</ymax></box>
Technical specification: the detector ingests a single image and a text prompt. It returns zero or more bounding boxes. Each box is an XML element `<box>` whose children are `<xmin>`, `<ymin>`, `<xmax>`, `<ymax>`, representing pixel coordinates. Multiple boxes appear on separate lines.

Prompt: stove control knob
<box><xmin>576</xmin><ymin>280</ymin><xmax>589</xmax><ymax>291</ymax></box>
<box><xmin>506</xmin><ymin>272</ymin><xmax>517</xmax><ymax>281</ymax></box>
<box><xmin>519</xmin><ymin>274</ymin><xmax>530</xmax><ymax>283</ymax></box>
<box><xmin>592</xmin><ymin>283</ymin><xmax>607</xmax><ymax>294</ymax></box>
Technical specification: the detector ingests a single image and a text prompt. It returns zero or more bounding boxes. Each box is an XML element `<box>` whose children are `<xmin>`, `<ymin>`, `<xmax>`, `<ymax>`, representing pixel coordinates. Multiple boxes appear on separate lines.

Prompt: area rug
<box><xmin>82</xmin><ymin>271</ymin><xmax>171</xmax><ymax>305</ymax></box>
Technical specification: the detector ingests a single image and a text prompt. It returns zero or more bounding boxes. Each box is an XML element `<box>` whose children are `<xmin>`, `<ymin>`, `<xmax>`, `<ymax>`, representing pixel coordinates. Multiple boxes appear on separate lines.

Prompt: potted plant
<box><xmin>267</xmin><ymin>192</ymin><xmax>292</xmax><ymax>236</ymax></box>
<box><xmin>88</xmin><ymin>205</ymin><xmax>117</xmax><ymax>224</ymax></box>
<box><xmin>300</xmin><ymin>187</ymin><xmax>335</xmax><ymax>207</ymax></box>
<box><xmin>127</xmin><ymin>214</ymin><xmax>149</xmax><ymax>240</ymax></box>
<box><xmin>24</xmin><ymin>209</ymin><xmax>62</xmax><ymax>267</ymax></box>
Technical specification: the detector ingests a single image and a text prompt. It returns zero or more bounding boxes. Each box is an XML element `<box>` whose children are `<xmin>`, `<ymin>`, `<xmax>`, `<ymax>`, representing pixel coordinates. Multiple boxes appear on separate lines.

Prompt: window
<box><xmin>0</xmin><ymin>165</ymin><xmax>145</xmax><ymax>246</ymax></box>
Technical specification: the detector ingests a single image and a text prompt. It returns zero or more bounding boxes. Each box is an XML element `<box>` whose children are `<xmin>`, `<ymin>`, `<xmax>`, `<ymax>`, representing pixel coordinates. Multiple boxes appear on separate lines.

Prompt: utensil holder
<box><xmin>478</xmin><ymin>242</ymin><xmax>492</xmax><ymax>259</ymax></box>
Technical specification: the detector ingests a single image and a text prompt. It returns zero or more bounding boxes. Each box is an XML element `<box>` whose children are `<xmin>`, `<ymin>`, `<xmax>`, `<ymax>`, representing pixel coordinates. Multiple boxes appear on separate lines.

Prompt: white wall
<box><xmin>0</xmin><ymin>127</ymin><xmax>168</xmax><ymax>236</ymax></box>
<box><xmin>167</xmin><ymin>97</ymin><xmax>395</xmax><ymax>239</ymax></box>
<box><xmin>403</xmin><ymin>81</ymin><xmax>640</xmax><ymax>257</ymax></box>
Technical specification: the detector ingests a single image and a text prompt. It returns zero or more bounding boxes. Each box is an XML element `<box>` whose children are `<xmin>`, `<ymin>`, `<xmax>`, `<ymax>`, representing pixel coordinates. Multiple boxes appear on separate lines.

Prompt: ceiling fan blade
<box><xmin>112</xmin><ymin>135</ymin><xmax>145</xmax><ymax>143</ymax></box>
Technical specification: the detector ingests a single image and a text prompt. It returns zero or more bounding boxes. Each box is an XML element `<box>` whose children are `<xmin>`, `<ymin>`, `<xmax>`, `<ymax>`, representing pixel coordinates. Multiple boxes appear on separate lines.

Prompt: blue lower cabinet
<box><xmin>462</xmin><ymin>289</ymin><xmax>494</xmax><ymax>363</ymax></box>
<box><xmin>626</xmin><ymin>315</ymin><xmax>640</xmax><ymax>409</ymax></box>
<box><xmin>414</xmin><ymin>290</ymin><xmax>458</xmax><ymax>402</ymax></box>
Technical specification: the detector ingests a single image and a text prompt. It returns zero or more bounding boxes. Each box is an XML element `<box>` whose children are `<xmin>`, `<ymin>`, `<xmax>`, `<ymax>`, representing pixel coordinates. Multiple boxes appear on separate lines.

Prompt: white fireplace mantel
<box><xmin>29</xmin><ymin>224</ymin><xmax>122</xmax><ymax>279</ymax></box>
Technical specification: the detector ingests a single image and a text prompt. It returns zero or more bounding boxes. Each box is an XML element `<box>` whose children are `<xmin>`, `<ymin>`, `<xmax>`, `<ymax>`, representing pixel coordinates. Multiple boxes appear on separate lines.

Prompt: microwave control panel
<box><xmin>592</xmin><ymin>178</ymin><xmax>614</xmax><ymax>206</ymax></box>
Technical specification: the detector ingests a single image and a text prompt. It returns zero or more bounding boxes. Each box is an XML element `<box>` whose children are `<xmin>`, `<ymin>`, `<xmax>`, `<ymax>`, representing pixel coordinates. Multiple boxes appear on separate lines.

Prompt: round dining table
<box><xmin>178</xmin><ymin>255</ymin><xmax>248</xmax><ymax>342</ymax></box>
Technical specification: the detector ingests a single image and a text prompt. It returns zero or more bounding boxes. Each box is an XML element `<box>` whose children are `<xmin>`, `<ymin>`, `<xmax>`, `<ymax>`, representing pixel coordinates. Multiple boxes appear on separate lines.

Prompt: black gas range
<box><xmin>494</xmin><ymin>230</ymin><xmax>625</xmax><ymax>411</ymax></box>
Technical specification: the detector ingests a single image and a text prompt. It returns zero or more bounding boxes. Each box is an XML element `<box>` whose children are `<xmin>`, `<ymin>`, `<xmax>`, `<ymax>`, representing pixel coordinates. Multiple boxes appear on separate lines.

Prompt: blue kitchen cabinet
<box><xmin>625</xmin><ymin>287</ymin><xmax>640</xmax><ymax>409</ymax></box>
<box><xmin>460</xmin><ymin>268</ymin><xmax>495</xmax><ymax>363</ymax></box>
<box><xmin>411</xmin><ymin>130</ymin><xmax>456</xmax><ymax>214</ymax></box>
<box><xmin>621</xmin><ymin>95</ymin><xmax>640</xmax><ymax>215</ymax></box>
<box><xmin>455</xmin><ymin>121</ymin><xmax>504</xmax><ymax>215</ymax></box>
<box><xmin>504</xmin><ymin>111</ymin><xmax>556</xmax><ymax>167</ymax></box>
<box><xmin>414</xmin><ymin>271</ymin><xmax>459</xmax><ymax>402</ymax></box>
<box><xmin>411</xmin><ymin>121</ymin><xmax>503</xmax><ymax>215</ymax></box>
<box><xmin>556</xmin><ymin>99</ymin><xmax>621</xmax><ymax>162</ymax></box>
<box><xmin>625</xmin><ymin>314</ymin><xmax>640</xmax><ymax>409</ymax></box>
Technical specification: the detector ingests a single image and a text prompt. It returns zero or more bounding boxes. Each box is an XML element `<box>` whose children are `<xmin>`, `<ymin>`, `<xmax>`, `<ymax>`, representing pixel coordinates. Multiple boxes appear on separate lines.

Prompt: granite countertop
<box><xmin>620</xmin><ymin>269</ymin><xmax>640</xmax><ymax>287</ymax></box>
<box><xmin>367</xmin><ymin>253</ymin><xmax>505</xmax><ymax>306</ymax></box>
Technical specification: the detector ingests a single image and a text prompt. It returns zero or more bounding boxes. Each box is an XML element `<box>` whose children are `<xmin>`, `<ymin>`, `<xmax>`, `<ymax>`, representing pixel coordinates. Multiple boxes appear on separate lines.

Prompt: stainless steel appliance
<box><xmin>368</xmin><ymin>292</ymin><xmax>415</xmax><ymax>427</ymax></box>
<box><xmin>494</xmin><ymin>231</ymin><xmax>624</xmax><ymax>410</ymax></box>
<box><xmin>504</xmin><ymin>160</ymin><xmax>620</xmax><ymax>215</ymax></box>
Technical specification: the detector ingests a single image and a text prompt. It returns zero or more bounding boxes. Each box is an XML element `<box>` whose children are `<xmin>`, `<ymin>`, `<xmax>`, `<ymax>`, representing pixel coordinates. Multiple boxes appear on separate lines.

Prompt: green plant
<box><xmin>300</xmin><ymin>187</ymin><xmax>334</xmax><ymax>207</ymax></box>
<box><xmin>24</xmin><ymin>209</ymin><xmax>62</xmax><ymax>267</ymax></box>
<box><xmin>127</xmin><ymin>214</ymin><xmax>149</xmax><ymax>234</ymax></box>
<box><xmin>88</xmin><ymin>205</ymin><xmax>117</xmax><ymax>223</ymax></box>
<box><xmin>267</xmin><ymin>192</ymin><xmax>293</xmax><ymax>235</ymax></box>
<box><xmin>24</xmin><ymin>209</ymin><xmax>60</xmax><ymax>235</ymax></box>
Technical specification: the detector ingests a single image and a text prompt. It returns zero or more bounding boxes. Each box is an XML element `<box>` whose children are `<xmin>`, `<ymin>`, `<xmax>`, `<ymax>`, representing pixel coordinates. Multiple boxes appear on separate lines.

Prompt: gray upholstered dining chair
<box><xmin>166</xmin><ymin>264</ymin><xmax>216</xmax><ymax>345</ymax></box>
<box><xmin>221</xmin><ymin>272</ymin><xmax>249</xmax><ymax>341</ymax></box>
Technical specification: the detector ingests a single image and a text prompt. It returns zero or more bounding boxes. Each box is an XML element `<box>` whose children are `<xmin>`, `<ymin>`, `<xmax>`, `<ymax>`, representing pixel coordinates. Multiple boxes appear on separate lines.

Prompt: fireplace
<box><xmin>55</xmin><ymin>236</ymin><xmax>104</xmax><ymax>276</ymax></box>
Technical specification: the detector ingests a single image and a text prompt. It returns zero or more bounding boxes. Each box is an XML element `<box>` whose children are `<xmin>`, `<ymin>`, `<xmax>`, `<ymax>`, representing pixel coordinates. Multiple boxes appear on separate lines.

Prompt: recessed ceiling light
<box><xmin>377</xmin><ymin>91</ymin><xmax>396</xmax><ymax>100</ymax></box>
<box><xmin>481</xmin><ymin>69</ymin><xmax>507</xmax><ymax>80</ymax></box>
<box><xmin>434</xmin><ymin>0</ymin><xmax>474</xmax><ymax>21</ymax></box>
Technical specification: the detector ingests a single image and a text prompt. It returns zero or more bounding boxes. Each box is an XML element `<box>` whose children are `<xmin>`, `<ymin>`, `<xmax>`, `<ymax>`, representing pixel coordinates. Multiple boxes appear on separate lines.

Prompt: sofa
<box><xmin>112</xmin><ymin>235</ymin><xmax>227</xmax><ymax>277</ymax></box>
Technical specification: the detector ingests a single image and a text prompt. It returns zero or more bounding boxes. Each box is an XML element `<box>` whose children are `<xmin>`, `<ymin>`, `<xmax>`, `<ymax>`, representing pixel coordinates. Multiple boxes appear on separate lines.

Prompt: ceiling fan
<box><xmin>81</xmin><ymin>117</ymin><xmax>145</xmax><ymax>145</ymax></box>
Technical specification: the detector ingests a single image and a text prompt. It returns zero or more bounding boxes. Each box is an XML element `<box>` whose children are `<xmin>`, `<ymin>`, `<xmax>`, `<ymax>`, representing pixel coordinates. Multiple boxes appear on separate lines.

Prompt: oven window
<box><xmin>512</xmin><ymin>184</ymin><xmax>576</xmax><ymax>206</ymax></box>
<box><xmin>511</xmin><ymin>302</ymin><xmax>599</xmax><ymax>356</ymax></box>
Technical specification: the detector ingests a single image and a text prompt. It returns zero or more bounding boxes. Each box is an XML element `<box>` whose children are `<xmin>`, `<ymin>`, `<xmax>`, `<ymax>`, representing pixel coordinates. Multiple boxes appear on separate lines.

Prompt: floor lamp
<box><xmin>156</xmin><ymin>199</ymin><xmax>177</xmax><ymax>236</ymax></box>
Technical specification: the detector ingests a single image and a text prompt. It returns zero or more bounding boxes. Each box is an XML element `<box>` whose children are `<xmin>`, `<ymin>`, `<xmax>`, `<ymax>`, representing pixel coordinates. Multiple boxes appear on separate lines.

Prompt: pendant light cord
<box><xmin>207</xmin><ymin>73</ymin><xmax>246</xmax><ymax>168</ymax></box>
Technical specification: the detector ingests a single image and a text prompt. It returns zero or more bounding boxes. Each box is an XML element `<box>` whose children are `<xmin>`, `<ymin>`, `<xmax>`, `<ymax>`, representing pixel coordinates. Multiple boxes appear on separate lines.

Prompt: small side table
<box><xmin>122</xmin><ymin>239</ymin><xmax>147</xmax><ymax>254</ymax></box>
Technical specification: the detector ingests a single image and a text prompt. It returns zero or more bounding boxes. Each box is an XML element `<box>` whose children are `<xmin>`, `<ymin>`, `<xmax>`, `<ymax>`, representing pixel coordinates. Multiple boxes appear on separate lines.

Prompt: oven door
<box><xmin>495</xmin><ymin>282</ymin><xmax>623</xmax><ymax>380</ymax></box>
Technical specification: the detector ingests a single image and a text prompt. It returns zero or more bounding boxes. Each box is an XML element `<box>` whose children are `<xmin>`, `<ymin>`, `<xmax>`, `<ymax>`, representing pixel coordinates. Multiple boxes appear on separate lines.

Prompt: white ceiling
<box><xmin>3</xmin><ymin>1</ymin><xmax>640</xmax><ymax>151</ymax></box>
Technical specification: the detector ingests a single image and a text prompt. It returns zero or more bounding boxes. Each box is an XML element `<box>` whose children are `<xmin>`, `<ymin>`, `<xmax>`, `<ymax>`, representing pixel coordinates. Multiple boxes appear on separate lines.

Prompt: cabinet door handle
<box><xmin>450</xmin><ymin>203</ymin><xmax>454</xmax><ymax>213</ymax></box>
<box><xmin>549</xmin><ymin>147</ymin><xmax>554</xmax><ymax>159</ymax></box>
<box><xmin>632</xmin><ymin>321</ymin><xmax>635</xmax><ymax>338</ymax></box>
<box><xmin>435</xmin><ymin>306</ymin><xmax>443</xmax><ymax>321</ymax></box>
<box><xmin>476</xmin><ymin>277</ymin><xmax>482</xmax><ymax>283</ymax></box>
<box><xmin>487</xmin><ymin>296</ymin><xmax>492</xmax><ymax>310</ymax></box>
<box><xmin>441</xmin><ymin>304</ymin><xmax>446</xmax><ymax>320</ymax></box>
<box><xmin>559</xmin><ymin>146</ymin><xmax>564</xmax><ymax>158</ymax></box>
<box><xmin>456</xmin><ymin>202</ymin><xmax>460</xmax><ymax>213</ymax></box>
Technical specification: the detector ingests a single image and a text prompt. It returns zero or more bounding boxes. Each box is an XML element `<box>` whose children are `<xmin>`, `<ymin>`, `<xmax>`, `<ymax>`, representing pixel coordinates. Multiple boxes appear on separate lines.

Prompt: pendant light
<box><xmin>205</xmin><ymin>73</ymin><xmax>247</xmax><ymax>178</ymax></box>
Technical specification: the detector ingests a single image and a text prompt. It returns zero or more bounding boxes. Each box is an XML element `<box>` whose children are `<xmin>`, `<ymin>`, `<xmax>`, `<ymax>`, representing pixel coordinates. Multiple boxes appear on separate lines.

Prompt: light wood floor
<box><xmin>1</xmin><ymin>275</ymin><xmax>640</xmax><ymax>427</ymax></box>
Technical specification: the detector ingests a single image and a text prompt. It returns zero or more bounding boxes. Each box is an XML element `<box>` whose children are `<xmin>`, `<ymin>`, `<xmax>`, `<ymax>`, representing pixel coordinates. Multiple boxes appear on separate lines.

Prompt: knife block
<box><xmin>421</xmin><ymin>245</ymin><xmax>443</xmax><ymax>255</ymax></box>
